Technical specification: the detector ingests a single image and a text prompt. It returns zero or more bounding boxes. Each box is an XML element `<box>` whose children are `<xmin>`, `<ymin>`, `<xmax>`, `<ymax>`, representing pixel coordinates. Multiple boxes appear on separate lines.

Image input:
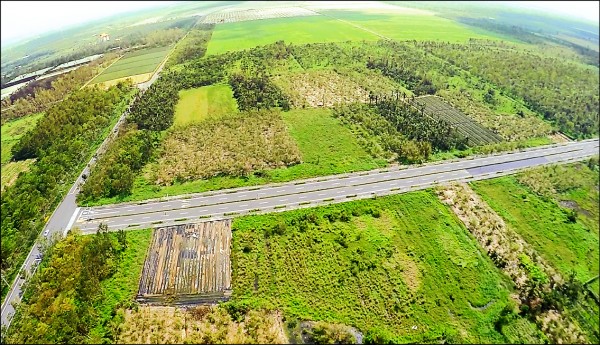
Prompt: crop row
<box><xmin>414</xmin><ymin>96</ymin><xmax>502</xmax><ymax>146</ymax></box>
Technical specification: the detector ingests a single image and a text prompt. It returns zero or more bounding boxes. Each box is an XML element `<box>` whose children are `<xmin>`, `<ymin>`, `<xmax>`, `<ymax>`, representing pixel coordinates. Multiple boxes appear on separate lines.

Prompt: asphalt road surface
<box><xmin>72</xmin><ymin>139</ymin><xmax>598</xmax><ymax>234</ymax></box>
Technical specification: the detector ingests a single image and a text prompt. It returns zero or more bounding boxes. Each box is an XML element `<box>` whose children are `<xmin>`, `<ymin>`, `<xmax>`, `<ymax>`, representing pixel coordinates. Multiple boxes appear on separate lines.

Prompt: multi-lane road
<box><xmin>1</xmin><ymin>138</ymin><xmax>598</xmax><ymax>329</ymax></box>
<box><xmin>72</xmin><ymin>139</ymin><xmax>599</xmax><ymax>234</ymax></box>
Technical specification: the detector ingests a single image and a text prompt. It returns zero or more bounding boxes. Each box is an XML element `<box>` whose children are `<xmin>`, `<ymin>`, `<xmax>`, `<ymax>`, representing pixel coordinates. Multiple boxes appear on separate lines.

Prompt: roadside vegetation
<box><xmin>0</xmin><ymin>84</ymin><xmax>133</xmax><ymax>301</ymax></box>
<box><xmin>2</xmin><ymin>226</ymin><xmax>152</xmax><ymax>344</ymax></box>
<box><xmin>439</xmin><ymin>182</ymin><xmax>597</xmax><ymax>343</ymax></box>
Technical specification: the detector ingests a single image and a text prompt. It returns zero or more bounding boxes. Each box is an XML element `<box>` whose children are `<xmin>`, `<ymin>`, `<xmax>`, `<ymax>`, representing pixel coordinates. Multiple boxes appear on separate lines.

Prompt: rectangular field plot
<box><xmin>413</xmin><ymin>95</ymin><xmax>502</xmax><ymax>146</ymax></box>
<box><xmin>137</xmin><ymin>220</ymin><xmax>232</xmax><ymax>305</ymax></box>
<box><xmin>206</xmin><ymin>16</ymin><xmax>378</xmax><ymax>56</ymax></box>
<box><xmin>173</xmin><ymin>84</ymin><xmax>238</xmax><ymax>127</ymax></box>
<box><xmin>90</xmin><ymin>46</ymin><xmax>172</xmax><ymax>85</ymax></box>
<box><xmin>201</xmin><ymin>7</ymin><xmax>318</xmax><ymax>24</ymax></box>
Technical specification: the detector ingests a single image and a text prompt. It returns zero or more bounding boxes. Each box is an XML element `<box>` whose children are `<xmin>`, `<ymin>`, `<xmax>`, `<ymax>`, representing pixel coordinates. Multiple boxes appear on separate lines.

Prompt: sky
<box><xmin>1</xmin><ymin>1</ymin><xmax>176</xmax><ymax>45</ymax></box>
<box><xmin>1</xmin><ymin>1</ymin><xmax>599</xmax><ymax>46</ymax></box>
<box><xmin>504</xmin><ymin>1</ymin><xmax>599</xmax><ymax>22</ymax></box>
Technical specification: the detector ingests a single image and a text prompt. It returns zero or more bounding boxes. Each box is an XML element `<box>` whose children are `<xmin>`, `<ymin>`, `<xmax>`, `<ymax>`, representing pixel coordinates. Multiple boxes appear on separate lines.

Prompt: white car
<box><xmin>43</xmin><ymin>229</ymin><xmax>50</xmax><ymax>237</ymax></box>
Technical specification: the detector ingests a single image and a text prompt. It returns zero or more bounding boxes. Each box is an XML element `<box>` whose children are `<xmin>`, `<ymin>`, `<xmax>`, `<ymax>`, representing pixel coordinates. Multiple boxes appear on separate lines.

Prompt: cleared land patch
<box><xmin>148</xmin><ymin>110</ymin><xmax>301</xmax><ymax>185</ymax></box>
<box><xmin>90</xmin><ymin>46</ymin><xmax>171</xmax><ymax>85</ymax></box>
<box><xmin>413</xmin><ymin>95</ymin><xmax>502</xmax><ymax>146</ymax></box>
<box><xmin>173</xmin><ymin>84</ymin><xmax>238</xmax><ymax>127</ymax></box>
<box><xmin>137</xmin><ymin>220</ymin><xmax>232</xmax><ymax>305</ymax></box>
<box><xmin>206</xmin><ymin>16</ymin><xmax>378</xmax><ymax>55</ymax></box>
<box><xmin>117</xmin><ymin>305</ymin><xmax>288</xmax><ymax>344</ymax></box>
<box><xmin>273</xmin><ymin>69</ymin><xmax>368</xmax><ymax>108</ymax></box>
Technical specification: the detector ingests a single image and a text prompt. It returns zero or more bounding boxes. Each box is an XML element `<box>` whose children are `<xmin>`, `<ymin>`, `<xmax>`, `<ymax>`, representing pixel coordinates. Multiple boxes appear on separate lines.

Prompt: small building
<box><xmin>99</xmin><ymin>33</ymin><xmax>110</xmax><ymax>42</ymax></box>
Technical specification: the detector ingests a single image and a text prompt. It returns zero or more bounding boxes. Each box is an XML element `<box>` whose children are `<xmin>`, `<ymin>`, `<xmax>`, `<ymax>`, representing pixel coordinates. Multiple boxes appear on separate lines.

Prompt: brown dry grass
<box><xmin>273</xmin><ymin>70</ymin><xmax>369</xmax><ymax>108</ymax></box>
<box><xmin>148</xmin><ymin>110</ymin><xmax>301</xmax><ymax>185</ymax></box>
<box><xmin>117</xmin><ymin>305</ymin><xmax>288</xmax><ymax>344</ymax></box>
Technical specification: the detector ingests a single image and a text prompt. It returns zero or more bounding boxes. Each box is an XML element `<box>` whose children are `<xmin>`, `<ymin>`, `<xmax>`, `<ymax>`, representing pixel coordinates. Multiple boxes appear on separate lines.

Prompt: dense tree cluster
<box><xmin>3</xmin><ymin>226</ymin><xmax>127</xmax><ymax>344</ymax></box>
<box><xmin>229</xmin><ymin>72</ymin><xmax>290</xmax><ymax>111</ymax></box>
<box><xmin>367</xmin><ymin>58</ymin><xmax>436</xmax><ymax>96</ymax></box>
<box><xmin>333</xmin><ymin>98</ymin><xmax>467</xmax><ymax>163</ymax></box>
<box><xmin>0</xmin><ymin>85</ymin><xmax>131</xmax><ymax>298</ymax></box>
<box><xmin>128</xmin><ymin>77</ymin><xmax>179</xmax><ymax>131</ymax></box>
<box><xmin>78</xmin><ymin>125</ymin><xmax>159</xmax><ymax>203</ymax></box>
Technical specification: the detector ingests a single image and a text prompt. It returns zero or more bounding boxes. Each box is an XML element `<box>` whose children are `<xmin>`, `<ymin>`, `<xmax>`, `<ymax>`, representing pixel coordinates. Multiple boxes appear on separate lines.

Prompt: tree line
<box><xmin>0</xmin><ymin>84</ymin><xmax>131</xmax><ymax>300</ymax></box>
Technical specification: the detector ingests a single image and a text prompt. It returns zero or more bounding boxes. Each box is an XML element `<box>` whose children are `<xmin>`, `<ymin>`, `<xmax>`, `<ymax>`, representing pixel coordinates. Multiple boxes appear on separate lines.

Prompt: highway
<box><xmin>71</xmin><ymin>139</ymin><xmax>599</xmax><ymax>234</ymax></box>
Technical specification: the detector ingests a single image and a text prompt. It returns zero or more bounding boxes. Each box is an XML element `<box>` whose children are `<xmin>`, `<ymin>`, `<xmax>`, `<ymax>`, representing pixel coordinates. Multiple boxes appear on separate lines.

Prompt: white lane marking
<box><xmin>142</xmin><ymin>216</ymin><xmax>151</xmax><ymax>220</ymax></box>
<box><xmin>280</xmin><ymin>199</ymin><xmax>288</xmax><ymax>202</ymax></box>
<box><xmin>64</xmin><ymin>207</ymin><xmax>81</xmax><ymax>236</ymax></box>
<box><xmin>298</xmin><ymin>195</ymin><xmax>307</xmax><ymax>199</ymax></box>
<box><xmin>259</xmin><ymin>201</ymin><xmax>268</xmax><ymax>205</ymax></box>
<box><xmin>180</xmin><ymin>212</ymin><xmax>188</xmax><ymax>215</ymax></box>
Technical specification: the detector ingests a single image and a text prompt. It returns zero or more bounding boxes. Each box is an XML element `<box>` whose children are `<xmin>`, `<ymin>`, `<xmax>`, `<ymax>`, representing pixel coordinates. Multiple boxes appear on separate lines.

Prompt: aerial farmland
<box><xmin>1</xmin><ymin>1</ymin><xmax>599</xmax><ymax>344</ymax></box>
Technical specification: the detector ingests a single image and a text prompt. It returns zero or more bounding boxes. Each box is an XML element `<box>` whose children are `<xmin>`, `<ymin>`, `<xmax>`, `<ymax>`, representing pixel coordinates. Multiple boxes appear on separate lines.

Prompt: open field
<box><xmin>515</xmin><ymin>161</ymin><xmax>600</xmax><ymax>234</ymax></box>
<box><xmin>413</xmin><ymin>95</ymin><xmax>503</xmax><ymax>146</ymax></box>
<box><xmin>439</xmin><ymin>182</ymin><xmax>598</xmax><ymax>343</ymax></box>
<box><xmin>321</xmin><ymin>10</ymin><xmax>507</xmax><ymax>42</ymax></box>
<box><xmin>173</xmin><ymin>84</ymin><xmax>238</xmax><ymax>127</ymax></box>
<box><xmin>230</xmin><ymin>191</ymin><xmax>536</xmax><ymax>343</ymax></box>
<box><xmin>137</xmin><ymin>220</ymin><xmax>232</xmax><ymax>305</ymax></box>
<box><xmin>0</xmin><ymin>112</ymin><xmax>44</xmax><ymax>164</ymax></box>
<box><xmin>90</xmin><ymin>46</ymin><xmax>172</xmax><ymax>85</ymax></box>
<box><xmin>206</xmin><ymin>16</ymin><xmax>378</xmax><ymax>55</ymax></box>
<box><xmin>471</xmin><ymin>176</ymin><xmax>599</xmax><ymax>295</ymax></box>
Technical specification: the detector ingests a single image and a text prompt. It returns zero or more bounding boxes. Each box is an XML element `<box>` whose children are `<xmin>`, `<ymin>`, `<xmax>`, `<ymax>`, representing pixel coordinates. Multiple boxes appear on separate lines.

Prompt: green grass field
<box><xmin>1</xmin><ymin>112</ymin><xmax>43</xmax><ymax>164</ymax></box>
<box><xmin>230</xmin><ymin>191</ymin><xmax>538</xmax><ymax>343</ymax></box>
<box><xmin>206</xmin><ymin>15</ymin><xmax>379</xmax><ymax>55</ymax></box>
<box><xmin>173</xmin><ymin>84</ymin><xmax>238</xmax><ymax>127</ymax></box>
<box><xmin>321</xmin><ymin>11</ymin><xmax>508</xmax><ymax>42</ymax></box>
<box><xmin>90</xmin><ymin>46</ymin><xmax>172</xmax><ymax>84</ymax></box>
<box><xmin>471</xmin><ymin>176</ymin><xmax>599</xmax><ymax>294</ymax></box>
<box><xmin>88</xmin><ymin>108</ymin><xmax>386</xmax><ymax>205</ymax></box>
